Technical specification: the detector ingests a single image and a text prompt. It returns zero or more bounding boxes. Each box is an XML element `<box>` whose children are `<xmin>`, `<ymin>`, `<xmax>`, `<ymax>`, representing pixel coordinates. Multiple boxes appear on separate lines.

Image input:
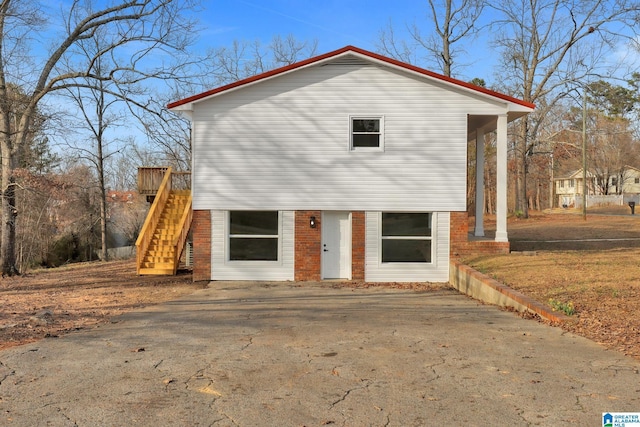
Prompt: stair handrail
<box><xmin>136</xmin><ymin>166</ymin><xmax>173</xmax><ymax>274</ymax></box>
<box><xmin>171</xmin><ymin>193</ymin><xmax>193</xmax><ymax>274</ymax></box>
<box><xmin>137</xmin><ymin>167</ymin><xmax>170</xmax><ymax>195</ymax></box>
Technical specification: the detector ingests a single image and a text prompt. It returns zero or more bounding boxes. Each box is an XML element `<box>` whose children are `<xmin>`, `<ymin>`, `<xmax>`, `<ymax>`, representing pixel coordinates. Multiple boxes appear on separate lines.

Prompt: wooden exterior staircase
<box><xmin>136</xmin><ymin>167</ymin><xmax>192</xmax><ymax>275</ymax></box>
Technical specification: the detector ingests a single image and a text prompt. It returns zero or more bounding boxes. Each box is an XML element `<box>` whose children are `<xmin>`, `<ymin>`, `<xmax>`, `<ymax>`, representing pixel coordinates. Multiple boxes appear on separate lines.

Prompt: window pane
<box><xmin>382</xmin><ymin>213</ymin><xmax>431</xmax><ymax>236</ymax></box>
<box><xmin>353</xmin><ymin>134</ymin><xmax>380</xmax><ymax>147</ymax></box>
<box><xmin>352</xmin><ymin>119</ymin><xmax>379</xmax><ymax>133</ymax></box>
<box><xmin>230</xmin><ymin>238</ymin><xmax>278</xmax><ymax>261</ymax></box>
<box><xmin>382</xmin><ymin>239</ymin><xmax>431</xmax><ymax>263</ymax></box>
<box><xmin>230</xmin><ymin>211</ymin><xmax>278</xmax><ymax>235</ymax></box>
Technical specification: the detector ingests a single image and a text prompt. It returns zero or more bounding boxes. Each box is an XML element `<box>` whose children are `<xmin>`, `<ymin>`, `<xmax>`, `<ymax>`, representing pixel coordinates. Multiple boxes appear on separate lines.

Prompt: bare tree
<box><xmin>208</xmin><ymin>35</ymin><xmax>318</xmax><ymax>86</ymax></box>
<box><xmin>138</xmin><ymin>94</ymin><xmax>192</xmax><ymax>170</ymax></box>
<box><xmin>378</xmin><ymin>0</ymin><xmax>485</xmax><ymax>76</ymax></box>
<box><xmin>64</xmin><ymin>59</ymin><xmax>123</xmax><ymax>261</ymax></box>
<box><xmin>490</xmin><ymin>0</ymin><xmax>640</xmax><ymax>217</ymax></box>
<box><xmin>0</xmin><ymin>0</ymin><xmax>199</xmax><ymax>275</ymax></box>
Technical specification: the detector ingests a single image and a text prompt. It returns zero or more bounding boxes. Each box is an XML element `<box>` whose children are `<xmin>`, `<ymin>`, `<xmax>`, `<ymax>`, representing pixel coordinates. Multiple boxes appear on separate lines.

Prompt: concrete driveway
<box><xmin>1</xmin><ymin>281</ymin><xmax>639</xmax><ymax>426</ymax></box>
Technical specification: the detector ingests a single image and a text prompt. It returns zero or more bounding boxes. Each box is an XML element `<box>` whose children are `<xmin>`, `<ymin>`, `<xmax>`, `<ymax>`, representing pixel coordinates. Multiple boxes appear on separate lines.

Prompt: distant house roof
<box><xmin>555</xmin><ymin>166</ymin><xmax>640</xmax><ymax>181</ymax></box>
<box><xmin>554</xmin><ymin>169</ymin><xmax>597</xmax><ymax>180</ymax></box>
<box><xmin>107</xmin><ymin>190</ymin><xmax>137</xmax><ymax>203</ymax></box>
<box><xmin>168</xmin><ymin>45</ymin><xmax>536</xmax><ymax>112</ymax></box>
<box><xmin>555</xmin><ymin>169</ymin><xmax>583</xmax><ymax>180</ymax></box>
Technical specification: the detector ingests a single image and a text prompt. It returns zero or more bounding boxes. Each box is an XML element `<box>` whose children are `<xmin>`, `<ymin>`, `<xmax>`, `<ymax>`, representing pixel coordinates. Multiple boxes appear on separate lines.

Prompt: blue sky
<box><xmin>200</xmin><ymin>0</ymin><xmax>419</xmax><ymax>51</ymax></box>
<box><xmin>194</xmin><ymin>0</ymin><xmax>639</xmax><ymax>86</ymax></box>
<box><xmin>195</xmin><ymin>0</ymin><xmax>494</xmax><ymax>81</ymax></box>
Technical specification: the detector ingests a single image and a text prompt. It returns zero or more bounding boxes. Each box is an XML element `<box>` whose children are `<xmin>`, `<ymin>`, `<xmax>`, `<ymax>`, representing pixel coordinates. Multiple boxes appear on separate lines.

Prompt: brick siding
<box><xmin>450</xmin><ymin>211</ymin><xmax>510</xmax><ymax>258</ymax></box>
<box><xmin>294</xmin><ymin>211</ymin><xmax>322</xmax><ymax>281</ymax></box>
<box><xmin>351</xmin><ymin>212</ymin><xmax>365</xmax><ymax>280</ymax></box>
<box><xmin>192</xmin><ymin>210</ymin><xmax>212</xmax><ymax>282</ymax></box>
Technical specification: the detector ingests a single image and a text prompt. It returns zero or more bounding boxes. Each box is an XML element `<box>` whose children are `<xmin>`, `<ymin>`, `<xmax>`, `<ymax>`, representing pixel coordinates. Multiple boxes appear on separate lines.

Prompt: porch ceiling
<box><xmin>467</xmin><ymin>112</ymin><xmax>528</xmax><ymax>141</ymax></box>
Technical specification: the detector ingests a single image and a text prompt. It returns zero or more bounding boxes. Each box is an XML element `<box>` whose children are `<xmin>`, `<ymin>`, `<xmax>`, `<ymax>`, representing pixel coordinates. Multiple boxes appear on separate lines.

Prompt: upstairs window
<box><xmin>351</xmin><ymin>117</ymin><xmax>383</xmax><ymax>150</ymax></box>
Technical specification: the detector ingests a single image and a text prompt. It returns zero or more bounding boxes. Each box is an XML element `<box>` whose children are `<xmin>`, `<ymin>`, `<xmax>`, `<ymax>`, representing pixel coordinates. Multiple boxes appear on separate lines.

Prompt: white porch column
<box><xmin>495</xmin><ymin>114</ymin><xmax>508</xmax><ymax>242</ymax></box>
<box><xmin>474</xmin><ymin>129</ymin><xmax>485</xmax><ymax>237</ymax></box>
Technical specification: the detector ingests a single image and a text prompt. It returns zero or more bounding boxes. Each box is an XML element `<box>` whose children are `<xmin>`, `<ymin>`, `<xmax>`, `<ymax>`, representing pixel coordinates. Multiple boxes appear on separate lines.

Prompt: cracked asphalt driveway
<box><xmin>1</xmin><ymin>281</ymin><xmax>639</xmax><ymax>426</ymax></box>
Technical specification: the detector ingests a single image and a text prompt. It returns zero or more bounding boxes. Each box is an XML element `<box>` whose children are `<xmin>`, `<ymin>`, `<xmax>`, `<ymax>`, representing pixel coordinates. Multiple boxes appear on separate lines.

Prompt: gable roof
<box><xmin>555</xmin><ymin>166</ymin><xmax>640</xmax><ymax>180</ymax></box>
<box><xmin>555</xmin><ymin>169</ymin><xmax>588</xmax><ymax>180</ymax></box>
<box><xmin>167</xmin><ymin>45</ymin><xmax>535</xmax><ymax>112</ymax></box>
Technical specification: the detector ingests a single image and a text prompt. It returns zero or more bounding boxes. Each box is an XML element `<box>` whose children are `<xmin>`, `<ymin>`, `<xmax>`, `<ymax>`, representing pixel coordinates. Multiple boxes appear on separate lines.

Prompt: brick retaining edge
<box><xmin>449</xmin><ymin>259</ymin><xmax>568</xmax><ymax>323</ymax></box>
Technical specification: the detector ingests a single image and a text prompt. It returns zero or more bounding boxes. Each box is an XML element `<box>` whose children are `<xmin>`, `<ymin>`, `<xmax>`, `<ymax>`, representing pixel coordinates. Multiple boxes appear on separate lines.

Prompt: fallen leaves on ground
<box><xmin>0</xmin><ymin>259</ymin><xmax>204</xmax><ymax>351</ymax></box>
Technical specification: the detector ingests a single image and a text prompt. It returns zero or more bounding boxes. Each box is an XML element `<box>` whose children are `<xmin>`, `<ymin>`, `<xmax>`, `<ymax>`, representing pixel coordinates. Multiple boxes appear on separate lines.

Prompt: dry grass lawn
<box><xmin>0</xmin><ymin>260</ymin><xmax>204</xmax><ymax>351</ymax></box>
<box><xmin>465</xmin><ymin>206</ymin><xmax>640</xmax><ymax>360</ymax></box>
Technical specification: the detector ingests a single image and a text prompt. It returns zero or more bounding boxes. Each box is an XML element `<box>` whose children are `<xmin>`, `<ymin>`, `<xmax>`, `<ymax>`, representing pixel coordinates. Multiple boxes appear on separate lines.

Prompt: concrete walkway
<box><xmin>1</xmin><ymin>282</ymin><xmax>639</xmax><ymax>426</ymax></box>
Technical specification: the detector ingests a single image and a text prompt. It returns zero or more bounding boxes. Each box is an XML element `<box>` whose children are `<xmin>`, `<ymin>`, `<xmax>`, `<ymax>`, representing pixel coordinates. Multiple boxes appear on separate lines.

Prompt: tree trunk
<box><xmin>1</xmin><ymin>138</ymin><xmax>18</xmax><ymax>276</ymax></box>
<box><xmin>99</xmin><ymin>181</ymin><xmax>108</xmax><ymax>261</ymax></box>
<box><xmin>97</xmin><ymin>132</ymin><xmax>108</xmax><ymax>262</ymax></box>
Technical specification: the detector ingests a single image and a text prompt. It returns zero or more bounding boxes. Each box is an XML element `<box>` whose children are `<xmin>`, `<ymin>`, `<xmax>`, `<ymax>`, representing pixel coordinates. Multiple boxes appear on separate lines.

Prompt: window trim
<box><xmin>379</xmin><ymin>212</ymin><xmax>434</xmax><ymax>264</ymax></box>
<box><xmin>350</xmin><ymin>115</ymin><xmax>384</xmax><ymax>151</ymax></box>
<box><xmin>226</xmin><ymin>211</ymin><xmax>282</xmax><ymax>263</ymax></box>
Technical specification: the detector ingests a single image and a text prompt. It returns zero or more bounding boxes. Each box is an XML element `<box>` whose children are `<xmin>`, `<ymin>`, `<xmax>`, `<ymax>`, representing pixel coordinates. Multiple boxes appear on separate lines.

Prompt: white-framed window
<box><xmin>635</xmin><ymin>178</ymin><xmax>639</xmax><ymax>184</ymax></box>
<box><xmin>228</xmin><ymin>211</ymin><xmax>279</xmax><ymax>261</ymax></box>
<box><xmin>381</xmin><ymin>212</ymin><xmax>433</xmax><ymax>263</ymax></box>
<box><xmin>350</xmin><ymin>116</ymin><xmax>384</xmax><ymax>150</ymax></box>
<box><xmin>559</xmin><ymin>180</ymin><xmax>564</xmax><ymax>188</ymax></box>
<box><xmin>569</xmin><ymin>179</ymin><xmax>575</xmax><ymax>188</ymax></box>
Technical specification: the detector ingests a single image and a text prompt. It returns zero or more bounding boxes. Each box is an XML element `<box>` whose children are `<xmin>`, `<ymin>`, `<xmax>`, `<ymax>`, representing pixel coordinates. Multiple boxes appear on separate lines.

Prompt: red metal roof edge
<box><xmin>167</xmin><ymin>45</ymin><xmax>536</xmax><ymax>110</ymax></box>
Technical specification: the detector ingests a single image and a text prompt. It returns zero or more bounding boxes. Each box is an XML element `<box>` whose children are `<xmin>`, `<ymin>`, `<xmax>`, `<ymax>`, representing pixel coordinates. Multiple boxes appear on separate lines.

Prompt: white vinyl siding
<box><xmin>211</xmin><ymin>210</ymin><xmax>294</xmax><ymax>280</ymax></box>
<box><xmin>191</xmin><ymin>63</ymin><xmax>507</xmax><ymax>212</ymax></box>
<box><xmin>365</xmin><ymin>211</ymin><xmax>450</xmax><ymax>282</ymax></box>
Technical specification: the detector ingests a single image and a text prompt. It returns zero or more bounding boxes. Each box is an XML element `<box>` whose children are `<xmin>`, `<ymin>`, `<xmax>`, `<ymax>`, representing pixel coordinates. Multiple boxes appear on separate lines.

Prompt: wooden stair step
<box><xmin>140</xmin><ymin>261</ymin><xmax>175</xmax><ymax>268</ymax></box>
<box><xmin>145</xmin><ymin>250</ymin><xmax>176</xmax><ymax>257</ymax></box>
<box><xmin>138</xmin><ymin>267</ymin><xmax>173</xmax><ymax>276</ymax></box>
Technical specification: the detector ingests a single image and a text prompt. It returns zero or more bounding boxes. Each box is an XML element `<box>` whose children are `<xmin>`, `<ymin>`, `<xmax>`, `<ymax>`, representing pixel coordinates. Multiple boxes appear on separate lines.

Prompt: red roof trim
<box><xmin>167</xmin><ymin>45</ymin><xmax>535</xmax><ymax>110</ymax></box>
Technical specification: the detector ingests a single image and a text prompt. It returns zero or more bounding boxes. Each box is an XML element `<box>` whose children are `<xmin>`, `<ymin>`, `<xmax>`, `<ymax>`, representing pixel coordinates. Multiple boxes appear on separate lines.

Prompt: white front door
<box><xmin>321</xmin><ymin>211</ymin><xmax>351</xmax><ymax>279</ymax></box>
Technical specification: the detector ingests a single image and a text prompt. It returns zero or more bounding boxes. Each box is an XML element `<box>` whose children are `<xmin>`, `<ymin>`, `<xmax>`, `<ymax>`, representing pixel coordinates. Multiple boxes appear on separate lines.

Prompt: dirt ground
<box><xmin>465</xmin><ymin>206</ymin><xmax>640</xmax><ymax>360</ymax></box>
<box><xmin>0</xmin><ymin>260</ymin><xmax>204</xmax><ymax>351</ymax></box>
<box><xmin>2</xmin><ymin>207</ymin><xmax>640</xmax><ymax>361</ymax></box>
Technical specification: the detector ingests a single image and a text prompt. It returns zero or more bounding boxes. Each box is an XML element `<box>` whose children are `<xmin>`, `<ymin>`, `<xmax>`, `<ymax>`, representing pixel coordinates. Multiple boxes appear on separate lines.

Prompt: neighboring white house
<box><xmin>169</xmin><ymin>46</ymin><xmax>534</xmax><ymax>283</ymax></box>
<box><xmin>555</xmin><ymin>169</ymin><xmax>593</xmax><ymax>208</ymax></box>
<box><xmin>555</xmin><ymin>166</ymin><xmax>640</xmax><ymax>207</ymax></box>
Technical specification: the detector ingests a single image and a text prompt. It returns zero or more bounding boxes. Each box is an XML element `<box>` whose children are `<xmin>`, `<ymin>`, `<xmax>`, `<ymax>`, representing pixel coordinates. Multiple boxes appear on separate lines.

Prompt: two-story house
<box><xmin>167</xmin><ymin>46</ymin><xmax>534</xmax><ymax>283</ymax></box>
<box><xmin>555</xmin><ymin>166</ymin><xmax>640</xmax><ymax>207</ymax></box>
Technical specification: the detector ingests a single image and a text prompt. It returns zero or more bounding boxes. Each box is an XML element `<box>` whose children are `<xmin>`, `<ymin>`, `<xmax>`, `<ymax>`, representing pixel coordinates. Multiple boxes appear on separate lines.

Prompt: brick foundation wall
<box><xmin>450</xmin><ymin>211</ymin><xmax>469</xmax><ymax>255</ymax></box>
<box><xmin>192</xmin><ymin>210</ymin><xmax>212</xmax><ymax>282</ymax></box>
<box><xmin>351</xmin><ymin>212</ymin><xmax>365</xmax><ymax>280</ymax></box>
<box><xmin>294</xmin><ymin>211</ymin><xmax>322</xmax><ymax>281</ymax></box>
<box><xmin>450</xmin><ymin>211</ymin><xmax>510</xmax><ymax>258</ymax></box>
